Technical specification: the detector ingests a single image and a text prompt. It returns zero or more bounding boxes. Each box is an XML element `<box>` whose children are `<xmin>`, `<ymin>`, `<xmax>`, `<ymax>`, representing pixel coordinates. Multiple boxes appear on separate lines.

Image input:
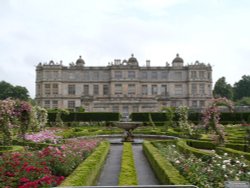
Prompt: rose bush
<box><xmin>155</xmin><ymin>142</ymin><xmax>250</xmax><ymax>188</ymax></box>
<box><xmin>0</xmin><ymin>139</ymin><xmax>100</xmax><ymax>187</ymax></box>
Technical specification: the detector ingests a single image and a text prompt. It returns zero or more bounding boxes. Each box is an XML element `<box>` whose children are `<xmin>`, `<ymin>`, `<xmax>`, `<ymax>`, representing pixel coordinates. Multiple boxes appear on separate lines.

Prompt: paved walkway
<box><xmin>133</xmin><ymin>144</ymin><xmax>159</xmax><ymax>185</ymax></box>
<box><xmin>97</xmin><ymin>145</ymin><xmax>123</xmax><ymax>185</ymax></box>
<box><xmin>97</xmin><ymin>144</ymin><xmax>159</xmax><ymax>186</ymax></box>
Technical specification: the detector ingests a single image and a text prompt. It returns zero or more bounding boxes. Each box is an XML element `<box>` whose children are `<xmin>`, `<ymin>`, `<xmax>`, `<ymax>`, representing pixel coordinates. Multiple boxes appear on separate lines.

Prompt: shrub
<box><xmin>143</xmin><ymin>141</ymin><xmax>189</xmax><ymax>185</ymax></box>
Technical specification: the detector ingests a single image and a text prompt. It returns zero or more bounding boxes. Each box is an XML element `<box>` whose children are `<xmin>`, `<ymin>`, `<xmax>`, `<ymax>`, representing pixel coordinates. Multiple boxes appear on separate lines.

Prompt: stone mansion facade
<box><xmin>35</xmin><ymin>54</ymin><xmax>213</xmax><ymax>116</ymax></box>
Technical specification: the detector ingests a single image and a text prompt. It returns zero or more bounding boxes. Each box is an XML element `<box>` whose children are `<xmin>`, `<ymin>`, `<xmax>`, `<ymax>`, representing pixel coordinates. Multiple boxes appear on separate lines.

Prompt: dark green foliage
<box><xmin>225</xmin><ymin>143</ymin><xmax>250</xmax><ymax>152</ymax></box>
<box><xmin>47</xmin><ymin>112</ymin><xmax>120</xmax><ymax>122</ymax></box>
<box><xmin>60</xmin><ymin>142</ymin><xmax>110</xmax><ymax>186</ymax></box>
<box><xmin>234</xmin><ymin>75</ymin><xmax>250</xmax><ymax>100</ymax></box>
<box><xmin>130</xmin><ymin>112</ymin><xmax>168</xmax><ymax>122</ymax></box>
<box><xmin>213</xmin><ymin>77</ymin><xmax>233</xmax><ymax>100</ymax></box>
<box><xmin>0</xmin><ymin>81</ymin><xmax>29</xmax><ymax>100</ymax></box>
<box><xmin>186</xmin><ymin>140</ymin><xmax>216</xmax><ymax>150</ymax></box>
<box><xmin>131</xmin><ymin>112</ymin><xmax>250</xmax><ymax>125</ymax></box>
<box><xmin>143</xmin><ymin>141</ymin><xmax>189</xmax><ymax>185</ymax></box>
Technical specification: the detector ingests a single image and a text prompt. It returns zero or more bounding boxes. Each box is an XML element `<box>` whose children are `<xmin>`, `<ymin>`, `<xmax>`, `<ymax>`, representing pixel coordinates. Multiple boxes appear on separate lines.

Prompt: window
<box><xmin>84</xmin><ymin>72</ymin><xmax>90</xmax><ymax>80</ymax></box>
<box><xmin>141</xmin><ymin>72</ymin><xmax>147</xmax><ymax>79</ymax></box>
<box><xmin>161</xmin><ymin>71</ymin><xmax>168</xmax><ymax>79</ymax></box>
<box><xmin>44</xmin><ymin>100</ymin><xmax>50</xmax><ymax>108</ymax></box>
<box><xmin>161</xmin><ymin>85</ymin><xmax>167</xmax><ymax>96</ymax></box>
<box><xmin>103</xmin><ymin>85</ymin><xmax>109</xmax><ymax>95</ymax></box>
<box><xmin>112</xmin><ymin>106</ymin><xmax>119</xmax><ymax>112</ymax></box>
<box><xmin>115</xmin><ymin>84</ymin><xmax>122</xmax><ymax>94</ymax></box>
<box><xmin>175</xmin><ymin>84</ymin><xmax>183</xmax><ymax>95</ymax></box>
<box><xmin>128</xmin><ymin>84</ymin><xmax>136</xmax><ymax>95</ymax></box>
<box><xmin>200</xmin><ymin>100</ymin><xmax>205</xmax><ymax>107</ymax></box>
<box><xmin>83</xmin><ymin>85</ymin><xmax>89</xmax><ymax>95</ymax></box>
<box><xmin>199</xmin><ymin>83</ymin><xmax>205</xmax><ymax>94</ymax></box>
<box><xmin>142</xmin><ymin>85</ymin><xmax>148</xmax><ymax>95</ymax></box>
<box><xmin>128</xmin><ymin>71</ymin><xmax>136</xmax><ymax>79</ymax></box>
<box><xmin>114</xmin><ymin>71</ymin><xmax>122</xmax><ymax>79</ymax></box>
<box><xmin>52</xmin><ymin>100</ymin><xmax>58</xmax><ymax>108</ymax></box>
<box><xmin>174</xmin><ymin>72</ymin><xmax>182</xmax><ymax>80</ymax></box>
<box><xmin>93</xmin><ymin>72</ymin><xmax>99</xmax><ymax>80</ymax></box>
<box><xmin>199</xmin><ymin>71</ymin><xmax>205</xmax><ymax>79</ymax></box>
<box><xmin>52</xmin><ymin>84</ymin><xmax>58</xmax><ymax>95</ymax></box>
<box><xmin>208</xmin><ymin>72</ymin><xmax>211</xmax><ymax>79</ymax></box>
<box><xmin>191</xmin><ymin>83</ymin><xmax>197</xmax><ymax>94</ymax></box>
<box><xmin>68</xmin><ymin>101</ymin><xmax>75</xmax><ymax>109</ymax></box>
<box><xmin>93</xmin><ymin>85</ymin><xmax>99</xmax><ymax>95</ymax></box>
<box><xmin>69</xmin><ymin>72</ymin><xmax>75</xmax><ymax>80</ymax></box>
<box><xmin>68</xmin><ymin>85</ymin><xmax>75</xmax><ymax>95</ymax></box>
<box><xmin>132</xmin><ymin>106</ymin><xmax>138</xmax><ymax>112</ymax></box>
<box><xmin>192</xmin><ymin>100</ymin><xmax>198</xmax><ymax>108</ymax></box>
<box><xmin>152</xmin><ymin>85</ymin><xmax>158</xmax><ymax>95</ymax></box>
<box><xmin>191</xmin><ymin>71</ymin><xmax>197</xmax><ymax>79</ymax></box>
<box><xmin>44</xmin><ymin>84</ymin><xmax>51</xmax><ymax>95</ymax></box>
<box><xmin>151</xmin><ymin>72</ymin><xmax>157</xmax><ymax>79</ymax></box>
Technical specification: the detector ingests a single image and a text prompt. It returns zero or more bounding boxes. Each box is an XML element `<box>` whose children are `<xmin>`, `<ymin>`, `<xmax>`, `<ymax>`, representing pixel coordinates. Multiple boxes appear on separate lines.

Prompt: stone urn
<box><xmin>114</xmin><ymin>121</ymin><xmax>142</xmax><ymax>142</ymax></box>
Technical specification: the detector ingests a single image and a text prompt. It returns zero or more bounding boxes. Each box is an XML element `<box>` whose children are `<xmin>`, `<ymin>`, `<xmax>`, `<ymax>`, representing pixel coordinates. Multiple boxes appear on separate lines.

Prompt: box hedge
<box><xmin>48</xmin><ymin>112</ymin><xmax>120</xmax><ymax>122</ymax></box>
<box><xmin>143</xmin><ymin>141</ymin><xmax>189</xmax><ymax>185</ymax></box>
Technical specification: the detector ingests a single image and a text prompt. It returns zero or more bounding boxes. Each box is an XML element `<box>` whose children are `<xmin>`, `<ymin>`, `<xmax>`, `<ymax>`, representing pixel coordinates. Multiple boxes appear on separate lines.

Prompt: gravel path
<box><xmin>133</xmin><ymin>144</ymin><xmax>159</xmax><ymax>185</ymax></box>
<box><xmin>97</xmin><ymin>145</ymin><xmax>123</xmax><ymax>186</ymax></box>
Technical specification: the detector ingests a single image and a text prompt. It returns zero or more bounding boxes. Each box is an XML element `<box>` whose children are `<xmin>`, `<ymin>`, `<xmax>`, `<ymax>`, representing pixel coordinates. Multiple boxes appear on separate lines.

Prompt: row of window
<box><xmin>43</xmin><ymin>99</ymin><xmax>205</xmax><ymax>109</ymax></box>
<box><xmin>41</xmin><ymin>83</ymin><xmax>210</xmax><ymax>96</ymax></box>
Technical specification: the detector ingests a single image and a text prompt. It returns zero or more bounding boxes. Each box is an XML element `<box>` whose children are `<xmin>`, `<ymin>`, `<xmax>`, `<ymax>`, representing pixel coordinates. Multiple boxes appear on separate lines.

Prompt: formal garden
<box><xmin>0</xmin><ymin>98</ymin><xmax>250</xmax><ymax>188</ymax></box>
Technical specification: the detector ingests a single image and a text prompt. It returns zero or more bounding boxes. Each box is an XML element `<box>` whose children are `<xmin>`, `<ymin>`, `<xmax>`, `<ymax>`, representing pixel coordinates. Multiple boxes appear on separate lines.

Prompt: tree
<box><xmin>0</xmin><ymin>81</ymin><xmax>29</xmax><ymax>100</ymax></box>
<box><xmin>233</xmin><ymin>75</ymin><xmax>250</xmax><ymax>100</ymax></box>
<box><xmin>213</xmin><ymin>77</ymin><xmax>233</xmax><ymax>100</ymax></box>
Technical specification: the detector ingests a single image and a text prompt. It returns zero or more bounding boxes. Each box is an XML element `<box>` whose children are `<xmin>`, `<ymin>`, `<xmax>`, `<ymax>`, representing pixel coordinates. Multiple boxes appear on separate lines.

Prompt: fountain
<box><xmin>114</xmin><ymin>121</ymin><xmax>142</xmax><ymax>142</ymax></box>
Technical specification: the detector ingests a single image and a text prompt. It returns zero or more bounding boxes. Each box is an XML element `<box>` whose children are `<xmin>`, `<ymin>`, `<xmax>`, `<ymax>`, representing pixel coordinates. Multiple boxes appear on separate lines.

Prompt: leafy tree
<box><xmin>233</xmin><ymin>75</ymin><xmax>250</xmax><ymax>100</ymax></box>
<box><xmin>0</xmin><ymin>81</ymin><xmax>29</xmax><ymax>100</ymax></box>
<box><xmin>213</xmin><ymin>77</ymin><xmax>233</xmax><ymax>100</ymax></box>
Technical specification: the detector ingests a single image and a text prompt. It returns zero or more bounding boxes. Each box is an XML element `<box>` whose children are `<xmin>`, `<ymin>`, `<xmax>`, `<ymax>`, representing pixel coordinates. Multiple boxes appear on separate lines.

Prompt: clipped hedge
<box><xmin>143</xmin><ymin>141</ymin><xmax>189</xmax><ymax>185</ymax></box>
<box><xmin>59</xmin><ymin>141</ymin><xmax>110</xmax><ymax>186</ymax></box>
<box><xmin>216</xmin><ymin>147</ymin><xmax>250</xmax><ymax>161</ymax></box>
<box><xmin>118</xmin><ymin>142</ymin><xmax>138</xmax><ymax>186</ymax></box>
<box><xmin>48</xmin><ymin>112</ymin><xmax>120</xmax><ymax>122</ymax></box>
<box><xmin>131</xmin><ymin>112</ymin><xmax>250</xmax><ymax>124</ymax></box>
<box><xmin>225</xmin><ymin>143</ymin><xmax>250</xmax><ymax>153</ymax></box>
<box><xmin>12</xmin><ymin>140</ymin><xmax>60</xmax><ymax>150</ymax></box>
<box><xmin>176</xmin><ymin>139</ymin><xmax>214</xmax><ymax>160</ymax></box>
<box><xmin>0</xmin><ymin>146</ymin><xmax>25</xmax><ymax>154</ymax></box>
<box><xmin>186</xmin><ymin>139</ymin><xmax>216</xmax><ymax>150</ymax></box>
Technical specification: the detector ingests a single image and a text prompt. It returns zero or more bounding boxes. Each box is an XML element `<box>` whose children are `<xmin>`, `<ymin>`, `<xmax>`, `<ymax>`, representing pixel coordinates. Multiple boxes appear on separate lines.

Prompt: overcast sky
<box><xmin>0</xmin><ymin>0</ymin><xmax>250</xmax><ymax>98</ymax></box>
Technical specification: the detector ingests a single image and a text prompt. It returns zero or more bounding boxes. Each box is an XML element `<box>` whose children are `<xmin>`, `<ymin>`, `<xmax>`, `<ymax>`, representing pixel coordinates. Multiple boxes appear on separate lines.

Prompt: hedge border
<box><xmin>143</xmin><ymin>141</ymin><xmax>189</xmax><ymax>185</ymax></box>
<box><xmin>216</xmin><ymin>147</ymin><xmax>250</xmax><ymax>161</ymax></box>
<box><xmin>118</xmin><ymin>142</ymin><xmax>138</xmax><ymax>186</ymax></box>
<box><xmin>59</xmin><ymin>141</ymin><xmax>110</xmax><ymax>186</ymax></box>
<box><xmin>0</xmin><ymin>145</ymin><xmax>25</xmax><ymax>154</ymax></box>
<box><xmin>176</xmin><ymin>139</ymin><xmax>215</xmax><ymax>160</ymax></box>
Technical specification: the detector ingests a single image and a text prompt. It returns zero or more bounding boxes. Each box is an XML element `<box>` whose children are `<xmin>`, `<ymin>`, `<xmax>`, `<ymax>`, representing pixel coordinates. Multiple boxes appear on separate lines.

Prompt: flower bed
<box><xmin>154</xmin><ymin>141</ymin><xmax>250</xmax><ymax>188</ymax></box>
<box><xmin>0</xmin><ymin>139</ymin><xmax>100</xmax><ymax>187</ymax></box>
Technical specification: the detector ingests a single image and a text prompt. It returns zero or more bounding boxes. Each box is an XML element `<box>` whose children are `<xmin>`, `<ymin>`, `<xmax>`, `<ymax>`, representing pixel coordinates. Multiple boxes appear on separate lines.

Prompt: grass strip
<box><xmin>118</xmin><ymin>142</ymin><xmax>138</xmax><ymax>185</ymax></box>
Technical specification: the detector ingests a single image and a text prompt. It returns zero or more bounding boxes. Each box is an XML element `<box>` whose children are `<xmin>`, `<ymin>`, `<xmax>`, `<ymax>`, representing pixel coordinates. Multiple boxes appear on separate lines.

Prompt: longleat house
<box><xmin>35</xmin><ymin>54</ymin><xmax>212</xmax><ymax>116</ymax></box>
